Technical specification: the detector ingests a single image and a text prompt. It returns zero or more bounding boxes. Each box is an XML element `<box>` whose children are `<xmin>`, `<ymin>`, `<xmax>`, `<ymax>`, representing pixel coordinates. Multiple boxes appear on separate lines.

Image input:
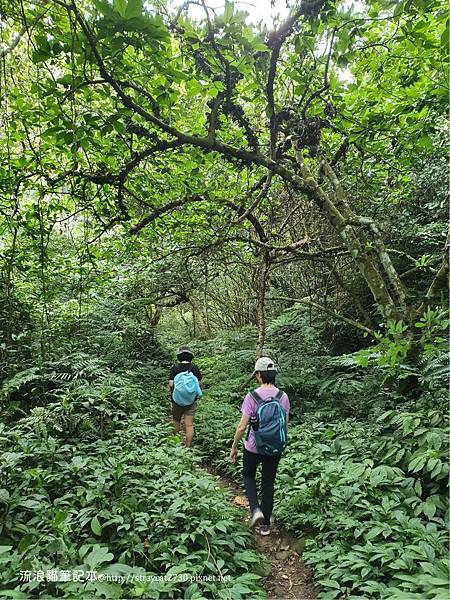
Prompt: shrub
<box><xmin>193</xmin><ymin>387</ymin><xmax>449</xmax><ymax>599</ymax></box>
<box><xmin>0</xmin><ymin>402</ymin><xmax>267</xmax><ymax>599</ymax></box>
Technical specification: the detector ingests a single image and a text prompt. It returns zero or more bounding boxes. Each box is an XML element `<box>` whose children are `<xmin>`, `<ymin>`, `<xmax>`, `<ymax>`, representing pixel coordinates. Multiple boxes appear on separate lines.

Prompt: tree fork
<box><xmin>295</xmin><ymin>148</ymin><xmax>401</xmax><ymax>320</ymax></box>
<box><xmin>321</xmin><ymin>160</ymin><xmax>409</xmax><ymax>319</ymax></box>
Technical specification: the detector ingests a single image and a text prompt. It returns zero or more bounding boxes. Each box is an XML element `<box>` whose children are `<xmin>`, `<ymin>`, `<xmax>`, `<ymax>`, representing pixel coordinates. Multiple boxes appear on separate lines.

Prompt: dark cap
<box><xmin>177</xmin><ymin>345</ymin><xmax>194</xmax><ymax>360</ymax></box>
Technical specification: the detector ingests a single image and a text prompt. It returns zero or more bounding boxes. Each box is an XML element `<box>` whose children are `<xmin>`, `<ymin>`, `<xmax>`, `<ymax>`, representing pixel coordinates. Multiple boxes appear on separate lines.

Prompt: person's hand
<box><xmin>229</xmin><ymin>447</ymin><xmax>237</xmax><ymax>463</ymax></box>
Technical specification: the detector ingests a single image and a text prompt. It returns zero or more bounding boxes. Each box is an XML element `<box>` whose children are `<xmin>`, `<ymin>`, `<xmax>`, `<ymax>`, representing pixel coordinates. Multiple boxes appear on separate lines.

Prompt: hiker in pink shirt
<box><xmin>230</xmin><ymin>357</ymin><xmax>289</xmax><ymax>535</ymax></box>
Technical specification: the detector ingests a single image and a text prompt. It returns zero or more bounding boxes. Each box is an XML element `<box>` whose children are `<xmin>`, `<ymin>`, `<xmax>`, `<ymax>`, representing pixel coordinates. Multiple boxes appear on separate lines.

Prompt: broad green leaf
<box><xmin>113</xmin><ymin>0</ymin><xmax>127</xmax><ymax>17</ymax></box>
<box><xmin>422</xmin><ymin>500</ymin><xmax>436</xmax><ymax>519</ymax></box>
<box><xmin>85</xmin><ymin>545</ymin><xmax>113</xmax><ymax>568</ymax></box>
<box><xmin>91</xmin><ymin>516</ymin><xmax>103</xmax><ymax>536</ymax></box>
<box><xmin>125</xmin><ymin>0</ymin><xmax>143</xmax><ymax>19</ymax></box>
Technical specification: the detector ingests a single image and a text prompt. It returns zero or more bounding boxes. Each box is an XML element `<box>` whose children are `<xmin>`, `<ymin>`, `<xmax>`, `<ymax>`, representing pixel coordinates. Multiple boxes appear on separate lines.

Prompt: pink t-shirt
<box><xmin>241</xmin><ymin>386</ymin><xmax>290</xmax><ymax>454</ymax></box>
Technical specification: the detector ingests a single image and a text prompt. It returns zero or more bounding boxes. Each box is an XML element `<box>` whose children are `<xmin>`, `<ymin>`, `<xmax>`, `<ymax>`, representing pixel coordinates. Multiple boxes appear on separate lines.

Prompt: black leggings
<box><xmin>242</xmin><ymin>447</ymin><xmax>281</xmax><ymax>526</ymax></box>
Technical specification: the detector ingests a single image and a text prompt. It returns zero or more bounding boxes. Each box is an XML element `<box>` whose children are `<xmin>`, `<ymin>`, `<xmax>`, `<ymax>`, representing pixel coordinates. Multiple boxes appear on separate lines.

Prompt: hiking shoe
<box><xmin>250</xmin><ymin>508</ymin><xmax>264</xmax><ymax>528</ymax></box>
<box><xmin>259</xmin><ymin>524</ymin><xmax>271</xmax><ymax>536</ymax></box>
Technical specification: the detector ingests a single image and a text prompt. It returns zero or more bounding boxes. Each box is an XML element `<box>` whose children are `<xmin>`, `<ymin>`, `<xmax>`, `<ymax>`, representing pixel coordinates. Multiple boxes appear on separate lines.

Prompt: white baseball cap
<box><xmin>254</xmin><ymin>357</ymin><xmax>277</xmax><ymax>372</ymax></box>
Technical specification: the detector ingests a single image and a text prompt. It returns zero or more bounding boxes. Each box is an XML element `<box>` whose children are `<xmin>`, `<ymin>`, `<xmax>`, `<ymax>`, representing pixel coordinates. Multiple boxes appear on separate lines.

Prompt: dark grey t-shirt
<box><xmin>169</xmin><ymin>362</ymin><xmax>202</xmax><ymax>381</ymax></box>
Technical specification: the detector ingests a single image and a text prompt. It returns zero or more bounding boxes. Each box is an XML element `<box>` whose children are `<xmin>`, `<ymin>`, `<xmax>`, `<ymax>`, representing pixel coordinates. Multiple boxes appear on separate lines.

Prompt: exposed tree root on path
<box><xmin>201</xmin><ymin>462</ymin><xmax>318</xmax><ymax>600</ymax></box>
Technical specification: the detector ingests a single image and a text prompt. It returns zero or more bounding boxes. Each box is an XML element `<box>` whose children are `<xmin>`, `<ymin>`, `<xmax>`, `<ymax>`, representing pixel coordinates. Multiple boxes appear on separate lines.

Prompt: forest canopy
<box><xmin>1</xmin><ymin>0</ymin><xmax>448</xmax><ymax>363</ymax></box>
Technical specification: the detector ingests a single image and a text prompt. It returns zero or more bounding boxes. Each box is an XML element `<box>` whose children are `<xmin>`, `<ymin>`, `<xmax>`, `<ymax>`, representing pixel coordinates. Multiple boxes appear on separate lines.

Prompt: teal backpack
<box><xmin>248</xmin><ymin>389</ymin><xmax>287</xmax><ymax>456</ymax></box>
<box><xmin>173</xmin><ymin>370</ymin><xmax>202</xmax><ymax>406</ymax></box>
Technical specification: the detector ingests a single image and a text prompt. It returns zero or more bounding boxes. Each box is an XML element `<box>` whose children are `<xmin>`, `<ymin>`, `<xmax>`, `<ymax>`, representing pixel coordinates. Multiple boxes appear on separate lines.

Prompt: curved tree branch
<box><xmin>266</xmin><ymin>294</ymin><xmax>375</xmax><ymax>335</ymax></box>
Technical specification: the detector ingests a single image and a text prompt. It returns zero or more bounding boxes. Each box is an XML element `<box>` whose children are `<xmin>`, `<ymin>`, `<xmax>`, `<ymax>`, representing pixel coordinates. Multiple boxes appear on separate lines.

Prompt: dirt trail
<box><xmin>202</xmin><ymin>463</ymin><xmax>318</xmax><ymax>600</ymax></box>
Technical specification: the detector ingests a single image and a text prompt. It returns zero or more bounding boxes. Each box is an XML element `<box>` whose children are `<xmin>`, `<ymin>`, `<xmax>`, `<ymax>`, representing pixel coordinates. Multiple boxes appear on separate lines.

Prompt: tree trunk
<box><xmin>253</xmin><ymin>252</ymin><xmax>271</xmax><ymax>359</ymax></box>
<box><xmin>295</xmin><ymin>150</ymin><xmax>403</xmax><ymax>321</ymax></box>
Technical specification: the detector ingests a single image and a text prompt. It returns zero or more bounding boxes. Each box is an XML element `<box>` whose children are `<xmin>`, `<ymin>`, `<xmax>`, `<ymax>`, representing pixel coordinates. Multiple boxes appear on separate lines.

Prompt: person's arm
<box><xmin>284</xmin><ymin>393</ymin><xmax>290</xmax><ymax>428</ymax></box>
<box><xmin>229</xmin><ymin>414</ymin><xmax>249</xmax><ymax>462</ymax></box>
<box><xmin>168</xmin><ymin>366</ymin><xmax>176</xmax><ymax>391</ymax></box>
<box><xmin>190</xmin><ymin>365</ymin><xmax>203</xmax><ymax>398</ymax></box>
<box><xmin>193</xmin><ymin>364</ymin><xmax>203</xmax><ymax>384</ymax></box>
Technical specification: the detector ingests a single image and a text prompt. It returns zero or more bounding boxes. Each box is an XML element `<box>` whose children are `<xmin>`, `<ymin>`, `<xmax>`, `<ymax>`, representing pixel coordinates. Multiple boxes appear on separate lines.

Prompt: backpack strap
<box><xmin>249</xmin><ymin>389</ymin><xmax>264</xmax><ymax>404</ymax></box>
<box><xmin>257</xmin><ymin>389</ymin><xmax>284</xmax><ymax>403</ymax></box>
<box><xmin>249</xmin><ymin>389</ymin><xmax>284</xmax><ymax>406</ymax></box>
<box><xmin>274</xmin><ymin>389</ymin><xmax>284</xmax><ymax>401</ymax></box>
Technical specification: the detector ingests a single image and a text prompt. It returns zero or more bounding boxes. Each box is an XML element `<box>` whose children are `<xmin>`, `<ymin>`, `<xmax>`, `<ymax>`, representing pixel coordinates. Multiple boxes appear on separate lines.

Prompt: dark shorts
<box><xmin>171</xmin><ymin>400</ymin><xmax>198</xmax><ymax>422</ymax></box>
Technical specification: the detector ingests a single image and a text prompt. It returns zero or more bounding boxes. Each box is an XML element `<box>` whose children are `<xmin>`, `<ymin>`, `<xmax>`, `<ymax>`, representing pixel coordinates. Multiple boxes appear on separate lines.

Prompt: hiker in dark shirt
<box><xmin>168</xmin><ymin>345</ymin><xmax>202</xmax><ymax>447</ymax></box>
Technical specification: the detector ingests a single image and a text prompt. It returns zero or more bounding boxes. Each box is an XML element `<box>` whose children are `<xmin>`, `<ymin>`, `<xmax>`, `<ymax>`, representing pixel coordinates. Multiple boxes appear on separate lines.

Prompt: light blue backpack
<box><xmin>173</xmin><ymin>370</ymin><xmax>202</xmax><ymax>406</ymax></box>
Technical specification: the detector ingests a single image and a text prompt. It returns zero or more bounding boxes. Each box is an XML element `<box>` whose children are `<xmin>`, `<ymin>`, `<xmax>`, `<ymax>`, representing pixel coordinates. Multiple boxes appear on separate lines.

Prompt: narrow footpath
<box><xmin>201</xmin><ymin>462</ymin><xmax>318</xmax><ymax>600</ymax></box>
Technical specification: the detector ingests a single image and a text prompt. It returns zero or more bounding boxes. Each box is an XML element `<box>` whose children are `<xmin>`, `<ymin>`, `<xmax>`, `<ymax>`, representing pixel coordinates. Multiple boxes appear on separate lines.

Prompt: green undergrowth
<box><xmin>194</xmin><ymin>392</ymin><xmax>449</xmax><ymax>599</ymax></box>
<box><xmin>0</xmin><ymin>392</ymin><xmax>267</xmax><ymax>599</ymax></box>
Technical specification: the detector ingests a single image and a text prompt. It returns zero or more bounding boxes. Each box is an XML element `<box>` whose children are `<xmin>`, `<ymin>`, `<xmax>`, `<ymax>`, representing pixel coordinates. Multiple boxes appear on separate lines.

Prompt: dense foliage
<box><xmin>193</xmin><ymin>324</ymin><xmax>449</xmax><ymax>599</ymax></box>
<box><xmin>1</xmin><ymin>366</ymin><xmax>267</xmax><ymax>598</ymax></box>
